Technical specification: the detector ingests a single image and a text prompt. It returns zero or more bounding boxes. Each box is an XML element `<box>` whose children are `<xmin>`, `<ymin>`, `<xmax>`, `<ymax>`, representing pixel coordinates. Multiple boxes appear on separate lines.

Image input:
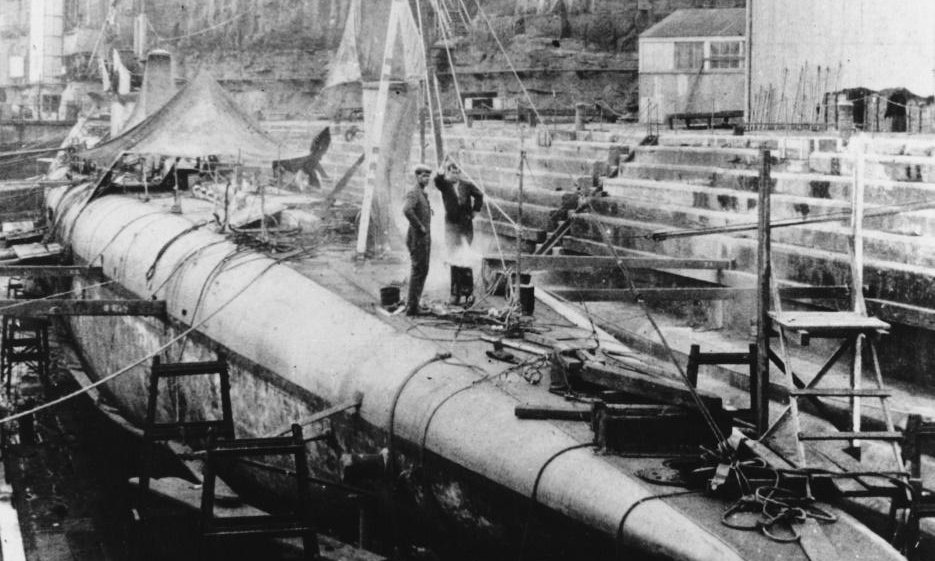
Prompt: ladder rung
<box><xmin>7</xmin><ymin>352</ymin><xmax>43</xmax><ymax>361</ymax></box>
<box><xmin>147</xmin><ymin>421</ymin><xmax>231</xmax><ymax>440</ymax></box>
<box><xmin>5</xmin><ymin>337</ymin><xmax>41</xmax><ymax>347</ymax></box>
<box><xmin>203</xmin><ymin>515</ymin><xmax>312</xmax><ymax>537</ymax></box>
<box><xmin>798</xmin><ymin>431</ymin><xmax>903</xmax><ymax>441</ymax></box>
<box><xmin>790</xmin><ymin>388</ymin><xmax>891</xmax><ymax>398</ymax></box>
<box><xmin>153</xmin><ymin>360</ymin><xmax>227</xmax><ymax>377</ymax></box>
<box><xmin>210</xmin><ymin>437</ymin><xmax>301</xmax><ymax>457</ymax></box>
<box><xmin>693</xmin><ymin>352</ymin><xmax>753</xmax><ymax>365</ymax></box>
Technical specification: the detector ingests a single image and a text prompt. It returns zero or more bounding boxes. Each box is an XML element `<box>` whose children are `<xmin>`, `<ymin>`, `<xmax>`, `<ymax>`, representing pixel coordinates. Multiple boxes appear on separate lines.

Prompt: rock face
<box><xmin>136</xmin><ymin>0</ymin><xmax>744</xmax><ymax>118</ymax></box>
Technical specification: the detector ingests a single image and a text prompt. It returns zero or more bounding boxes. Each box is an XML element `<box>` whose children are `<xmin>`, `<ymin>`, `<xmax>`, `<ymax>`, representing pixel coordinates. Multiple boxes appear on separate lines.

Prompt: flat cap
<box><xmin>414</xmin><ymin>163</ymin><xmax>432</xmax><ymax>175</ymax></box>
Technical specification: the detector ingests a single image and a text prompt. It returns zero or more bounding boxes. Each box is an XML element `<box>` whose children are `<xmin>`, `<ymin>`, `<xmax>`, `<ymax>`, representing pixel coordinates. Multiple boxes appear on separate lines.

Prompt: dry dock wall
<box><xmin>264</xmin><ymin>119</ymin><xmax>935</xmax><ymax>387</ymax></box>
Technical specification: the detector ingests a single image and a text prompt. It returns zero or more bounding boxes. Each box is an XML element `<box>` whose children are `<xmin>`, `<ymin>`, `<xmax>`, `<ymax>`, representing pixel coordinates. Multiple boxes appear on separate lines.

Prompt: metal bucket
<box><xmin>380</xmin><ymin>286</ymin><xmax>400</xmax><ymax>307</ymax></box>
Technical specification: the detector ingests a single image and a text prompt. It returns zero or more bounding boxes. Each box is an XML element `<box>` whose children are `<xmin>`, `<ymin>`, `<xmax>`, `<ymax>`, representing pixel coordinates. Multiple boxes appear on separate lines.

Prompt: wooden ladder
<box><xmin>201</xmin><ymin>424</ymin><xmax>319</xmax><ymax>560</ymax></box>
<box><xmin>762</xmin><ymin>138</ymin><xmax>907</xmax><ymax>497</ymax></box>
<box><xmin>0</xmin><ymin>278</ymin><xmax>50</xmax><ymax>397</ymax></box>
<box><xmin>137</xmin><ymin>356</ymin><xmax>235</xmax><ymax>506</ymax></box>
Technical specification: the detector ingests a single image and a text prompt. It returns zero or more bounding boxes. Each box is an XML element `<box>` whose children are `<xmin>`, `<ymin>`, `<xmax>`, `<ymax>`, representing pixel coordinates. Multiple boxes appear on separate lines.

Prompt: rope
<box><xmin>517</xmin><ymin>442</ymin><xmax>594</xmax><ymax>561</ymax></box>
<box><xmin>145</xmin><ymin>219</ymin><xmax>213</xmax><ymax>281</ymax></box>
<box><xmin>615</xmin><ymin>490</ymin><xmax>700</xmax><ymax>555</ymax></box>
<box><xmin>87</xmin><ymin>210</ymin><xmax>167</xmax><ymax>268</ymax></box>
<box><xmin>147</xmin><ymin>7</ymin><xmax>255</xmax><ymax>44</ymax></box>
<box><xmin>386</xmin><ymin>352</ymin><xmax>452</xmax><ymax>481</ymax></box>
<box><xmin>472</xmin><ymin>0</ymin><xmax>545</xmax><ymax>128</ymax></box>
<box><xmin>0</xmin><ymin>279</ymin><xmax>115</xmax><ymax>314</ymax></box>
<box><xmin>584</xmin><ymin>199</ymin><xmax>729</xmax><ymax>448</ymax></box>
<box><xmin>414</xmin><ymin>0</ymin><xmax>442</xmax><ymax>167</ymax></box>
<box><xmin>0</xmin><ymin>257</ymin><xmax>280</xmax><ymax>425</ymax></box>
<box><xmin>436</xmin><ymin>4</ymin><xmax>469</xmax><ymax>125</ymax></box>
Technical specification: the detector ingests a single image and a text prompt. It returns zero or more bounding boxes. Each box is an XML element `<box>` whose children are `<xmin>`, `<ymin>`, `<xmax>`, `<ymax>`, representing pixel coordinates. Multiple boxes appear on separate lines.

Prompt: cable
<box><xmin>615</xmin><ymin>490</ymin><xmax>700</xmax><ymax>556</ymax></box>
<box><xmin>435</xmin><ymin>3</ymin><xmax>469</xmax><ymax>125</ymax></box>
<box><xmin>517</xmin><ymin>442</ymin><xmax>594</xmax><ymax>561</ymax></box>
<box><xmin>147</xmin><ymin>7</ymin><xmax>255</xmax><ymax>44</ymax></box>
<box><xmin>0</xmin><ymin>256</ymin><xmax>280</xmax><ymax>425</ymax></box>
<box><xmin>145</xmin><ymin>219</ymin><xmax>213</xmax><ymax>281</ymax></box>
<box><xmin>386</xmin><ymin>352</ymin><xmax>452</xmax><ymax>482</ymax></box>
<box><xmin>472</xmin><ymin>0</ymin><xmax>544</xmax><ymax>128</ymax></box>
<box><xmin>584</xmin><ymin>199</ymin><xmax>728</xmax><ymax>449</ymax></box>
<box><xmin>0</xmin><ymin>279</ymin><xmax>115</xmax><ymax>315</ymax></box>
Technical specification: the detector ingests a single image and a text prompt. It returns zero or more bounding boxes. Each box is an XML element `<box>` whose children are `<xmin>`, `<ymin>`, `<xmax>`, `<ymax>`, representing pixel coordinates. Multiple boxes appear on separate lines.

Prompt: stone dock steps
<box><xmin>604</xmin><ymin>175</ymin><xmax>935</xmax><ymax>238</ymax></box>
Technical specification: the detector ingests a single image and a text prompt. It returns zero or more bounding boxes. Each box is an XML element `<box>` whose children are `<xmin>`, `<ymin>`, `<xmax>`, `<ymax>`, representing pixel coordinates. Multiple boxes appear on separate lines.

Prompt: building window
<box><xmin>709</xmin><ymin>41</ymin><xmax>743</xmax><ymax>70</ymax></box>
<box><xmin>41</xmin><ymin>94</ymin><xmax>61</xmax><ymax>115</ymax></box>
<box><xmin>674</xmin><ymin>42</ymin><xmax>704</xmax><ymax>71</ymax></box>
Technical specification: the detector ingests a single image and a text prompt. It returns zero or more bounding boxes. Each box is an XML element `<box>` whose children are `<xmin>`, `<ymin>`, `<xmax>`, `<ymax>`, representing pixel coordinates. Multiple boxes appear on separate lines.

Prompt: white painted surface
<box><xmin>48</xmin><ymin>189</ymin><xmax>753</xmax><ymax>561</ymax></box>
<box><xmin>750</xmin><ymin>0</ymin><xmax>935</xmax><ymax>97</ymax></box>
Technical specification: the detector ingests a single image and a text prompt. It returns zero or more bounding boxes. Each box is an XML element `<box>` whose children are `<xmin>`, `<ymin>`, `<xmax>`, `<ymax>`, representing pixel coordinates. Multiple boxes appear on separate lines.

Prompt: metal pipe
<box><xmin>649</xmin><ymin>198</ymin><xmax>935</xmax><ymax>241</ymax></box>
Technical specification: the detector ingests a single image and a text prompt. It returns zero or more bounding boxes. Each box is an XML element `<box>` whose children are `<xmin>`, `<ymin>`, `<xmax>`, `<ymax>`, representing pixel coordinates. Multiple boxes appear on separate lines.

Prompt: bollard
<box><xmin>574</xmin><ymin>102</ymin><xmax>588</xmax><ymax>132</ymax></box>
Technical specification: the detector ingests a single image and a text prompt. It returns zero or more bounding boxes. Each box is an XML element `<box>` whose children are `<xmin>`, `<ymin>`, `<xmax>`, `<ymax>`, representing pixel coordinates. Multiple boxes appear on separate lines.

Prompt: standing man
<box><xmin>434</xmin><ymin>162</ymin><xmax>484</xmax><ymax>252</ymax></box>
<box><xmin>403</xmin><ymin>163</ymin><xmax>433</xmax><ymax>316</ymax></box>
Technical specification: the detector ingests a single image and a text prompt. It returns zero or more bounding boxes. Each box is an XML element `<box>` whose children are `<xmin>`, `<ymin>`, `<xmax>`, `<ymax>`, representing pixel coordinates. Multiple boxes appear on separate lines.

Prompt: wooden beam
<box><xmin>579</xmin><ymin>360</ymin><xmax>722</xmax><ymax>411</ymax></box>
<box><xmin>475</xmin><ymin>219</ymin><xmax>546</xmax><ymax>242</ymax></box>
<box><xmin>485</xmin><ymin>255</ymin><xmax>732</xmax><ymax>271</ymax></box>
<box><xmin>0</xmin><ymin>211</ymin><xmax>41</xmax><ymax>222</ymax></box>
<box><xmin>0</xmin><ymin>299</ymin><xmax>165</xmax><ymax>316</ymax></box>
<box><xmin>515</xmin><ymin>404</ymin><xmax>591</xmax><ymax>421</ymax></box>
<box><xmin>0</xmin><ymin>266</ymin><xmax>104</xmax><ymax>280</ymax></box>
<box><xmin>550</xmin><ymin>286</ymin><xmax>848</xmax><ymax>302</ymax></box>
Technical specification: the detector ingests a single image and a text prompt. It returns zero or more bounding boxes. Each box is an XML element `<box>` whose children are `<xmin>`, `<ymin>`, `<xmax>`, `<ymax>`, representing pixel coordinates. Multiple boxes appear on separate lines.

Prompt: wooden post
<box><xmin>514</xmin><ymin>129</ymin><xmax>525</xmax><ymax>314</ymax></box>
<box><xmin>849</xmin><ymin>137</ymin><xmax>867</xmax><ymax>456</ymax></box>
<box><xmin>356</xmin><ymin>0</ymin><xmax>404</xmax><ymax>257</ymax></box>
<box><xmin>754</xmin><ymin>148</ymin><xmax>772</xmax><ymax>436</ymax></box>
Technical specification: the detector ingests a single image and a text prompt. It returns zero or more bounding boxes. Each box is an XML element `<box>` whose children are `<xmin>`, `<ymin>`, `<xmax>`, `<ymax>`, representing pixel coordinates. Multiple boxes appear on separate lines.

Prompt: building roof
<box><xmin>641</xmin><ymin>8</ymin><xmax>745</xmax><ymax>39</ymax></box>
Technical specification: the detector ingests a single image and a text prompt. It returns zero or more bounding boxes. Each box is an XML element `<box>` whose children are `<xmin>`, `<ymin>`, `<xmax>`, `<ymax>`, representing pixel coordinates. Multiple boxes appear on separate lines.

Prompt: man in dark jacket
<box><xmin>403</xmin><ymin>163</ymin><xmax>433</xmax><ymax>315</ymax></box>
<box><xmin>434</xmin><ymin>162</ymin><xmax>483</xmax><ymax>251</ymax></box>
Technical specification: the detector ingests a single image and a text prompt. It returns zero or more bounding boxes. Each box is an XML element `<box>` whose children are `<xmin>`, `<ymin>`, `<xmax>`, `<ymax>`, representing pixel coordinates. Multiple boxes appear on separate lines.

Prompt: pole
<box><xmin>848</xmin><ymin>137</ymin><xmax>867</xmax><ymax>456</ymax></box>
<box><xmin>515</xmin><ymin>128</ymin><xmax>525</xmax><ymax>313</ymax></box>
<box><xmin>754</xmin><ymin>148</ymin><xmax>771</xmax><ymax>436</ymax></box>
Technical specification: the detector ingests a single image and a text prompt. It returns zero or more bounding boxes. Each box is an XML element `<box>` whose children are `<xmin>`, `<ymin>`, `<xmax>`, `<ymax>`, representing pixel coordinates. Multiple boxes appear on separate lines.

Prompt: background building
<box><xmin>747</xmin><ymin>0</ymin><xmax>935</xmax><ymax>132</ymax></box>
<box><xmin>638</xmin><ymin>8</ymin><xmax>745</xmax><ymax>123</ymax></box>
<box><xmin>1</xmin><ymin>0</ymin><xmax>66</xmax><ymax>122</ymax></box>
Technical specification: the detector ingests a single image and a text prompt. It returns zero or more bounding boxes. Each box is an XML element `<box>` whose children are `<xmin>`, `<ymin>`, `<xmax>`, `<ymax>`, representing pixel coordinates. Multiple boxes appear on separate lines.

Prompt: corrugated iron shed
<box><xmin>641</xmin><ymin>8</ymin><xmax>745</xmax><ymax>39</ymax></box>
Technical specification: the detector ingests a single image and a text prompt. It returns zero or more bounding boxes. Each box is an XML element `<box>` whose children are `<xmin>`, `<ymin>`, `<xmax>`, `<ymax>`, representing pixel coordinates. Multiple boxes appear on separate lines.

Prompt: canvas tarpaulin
<box><xmin>80</xmin><ymin>71</ymin><xmax>304</xmax><ymax>167</ymax></box>
<box><xmin>326</xmin><ymin>0</ymin><xmax>426</xmax><ymax>88</ymax></box>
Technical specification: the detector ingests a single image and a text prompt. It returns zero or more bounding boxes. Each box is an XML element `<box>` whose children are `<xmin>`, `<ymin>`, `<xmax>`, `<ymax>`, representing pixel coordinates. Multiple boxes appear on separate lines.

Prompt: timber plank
<box><xmin>0</xmin><ymin>266</ymin><xmax>104</xmax><ymax>279</ymax></box>
<box><xmin>770</xmin><ymin>311</ymin><xmax>890</xmax><ymax>333</ymax></box>
<box><xmin>579</xmin><ymin>360</ymin><xmax>722</xmax><ymax>411</ymax></box>
<box><xmin>0</xmin><ymin>299</ymin><xmax>165</xmax><ymax>316</ymax></box>
<box><xmin>551</xmin><ymin>286</ymin><xmax>848</xmax><ymax>302</ymax></box>
<box><xmin>486</xmin><ymin>255</ymin><xmax>732</xmax><ymax>271</ymax></box>
<box><xmin>475</xmin><ymin>218</ymin><xmax>546</xmax><ymax>242</ymax></box>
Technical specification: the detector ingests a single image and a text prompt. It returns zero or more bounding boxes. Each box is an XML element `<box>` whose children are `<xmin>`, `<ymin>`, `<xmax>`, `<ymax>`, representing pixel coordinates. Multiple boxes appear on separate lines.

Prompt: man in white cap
<box><xmin>402</xmin><ymin>163</ymin><xmax>433</xmax><ymax>315</ymax></box>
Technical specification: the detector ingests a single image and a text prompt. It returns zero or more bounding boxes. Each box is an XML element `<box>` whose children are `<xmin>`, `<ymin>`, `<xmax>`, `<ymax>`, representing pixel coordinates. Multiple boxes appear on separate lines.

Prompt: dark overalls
<box><xmin>434</xmin><ymin>175</ymin><xmax>483</xmax><ymax>251</ymax></box>
<box><xmin>403</xmin><ymin>183</ymin><xmax>432</xmax><ymax>314</ymax></box>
